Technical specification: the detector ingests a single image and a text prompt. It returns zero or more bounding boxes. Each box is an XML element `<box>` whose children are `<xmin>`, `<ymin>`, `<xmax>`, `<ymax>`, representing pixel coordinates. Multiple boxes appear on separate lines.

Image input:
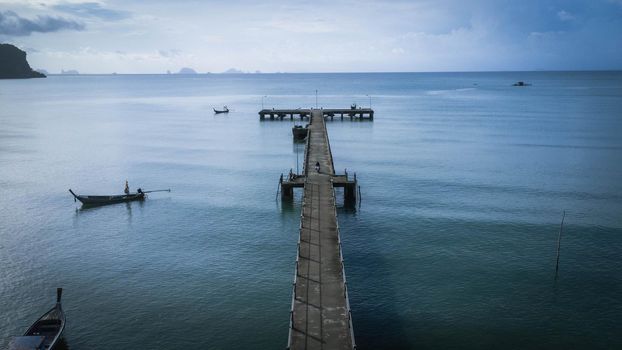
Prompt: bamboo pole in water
<box><xmin>555</xmin><ymin>210</ymin><xmax>566</xmax><ymax>275</ymax></box>
<box><xmin>357</xmin><ymin>185</ymin><xmax>361</xmax><ymax>208</ymax></box>
<box><xmin>276</xmin><ymin>174</ymin><xmax>282</xmax><ymax>200</ymax></box>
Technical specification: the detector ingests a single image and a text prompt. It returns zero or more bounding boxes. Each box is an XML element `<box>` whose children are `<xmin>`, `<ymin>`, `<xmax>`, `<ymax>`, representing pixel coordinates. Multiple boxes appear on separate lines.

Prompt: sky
<box><xmin>0</xmin><ymin>0</ymin><xmax>621</xmax><ymax>73</ymax></box>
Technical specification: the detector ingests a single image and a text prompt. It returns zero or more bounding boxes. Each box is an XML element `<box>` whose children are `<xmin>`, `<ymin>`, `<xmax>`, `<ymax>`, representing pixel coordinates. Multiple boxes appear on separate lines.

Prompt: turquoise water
<box><xmin>1</xmin><ymin>72</ymin><xmax>621</xmax><ymax>349</ymax></box>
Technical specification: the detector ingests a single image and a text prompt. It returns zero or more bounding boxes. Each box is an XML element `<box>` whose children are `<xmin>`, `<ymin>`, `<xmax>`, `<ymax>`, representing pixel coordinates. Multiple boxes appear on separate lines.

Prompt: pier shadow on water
<box><xmin>347</xmin><ymin>251</ymin><xmax>413</xmax><ymax>350</ymax></box>
<box><xmin>278</xmin><ymin>191</ymin><xmax>303</xmax><ymax>214</ymax></box>
<box><xmin>279</xmin><ymin>197</ymin><xmax>296</xmax><ymax>213</ymax></box>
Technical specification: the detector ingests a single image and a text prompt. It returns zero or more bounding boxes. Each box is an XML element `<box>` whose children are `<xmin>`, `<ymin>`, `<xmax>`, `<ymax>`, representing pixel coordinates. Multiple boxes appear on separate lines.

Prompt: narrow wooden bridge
<box><xmin>285</xmin><ymin>110</ymin><xmax>357</xmax><ymax>350</ymax></box>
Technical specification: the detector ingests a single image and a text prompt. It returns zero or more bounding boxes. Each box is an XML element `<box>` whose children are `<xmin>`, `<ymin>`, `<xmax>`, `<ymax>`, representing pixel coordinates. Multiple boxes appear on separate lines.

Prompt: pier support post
<box><xmin>281</xmin><ymin>183</ymin><xmax>293</xmax><ymax>199</ymax></box>
<box><xmin>344</xmin><ymin>182</ymin><xmax>357</xmax><ymax>207</ymax></box>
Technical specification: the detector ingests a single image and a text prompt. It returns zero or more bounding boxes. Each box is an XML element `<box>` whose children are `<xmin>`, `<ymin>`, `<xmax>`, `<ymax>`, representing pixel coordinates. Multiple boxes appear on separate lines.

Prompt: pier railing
<box><xmin>322</xmin><ymin>113</ymin><xmax>336</xmax><ymax>174</ymax></box>
<box><xmin>331</xmin><ymin>178</ymin><xmax>357</xmax><ymax>349</ymax></box>
<box><xmin>287</xmin><ymin>173</ymin><xmax>312</xmax><ymax>350</ymax></box>
<box><xmin>287</xmin><ymin>192</ymin><xmax>305</xmax><ymax>349</ymax></box>
<box><xmin>302</xmin><ymin>123</ymin><xmax>312</xmax><ymax>175</ymax></box>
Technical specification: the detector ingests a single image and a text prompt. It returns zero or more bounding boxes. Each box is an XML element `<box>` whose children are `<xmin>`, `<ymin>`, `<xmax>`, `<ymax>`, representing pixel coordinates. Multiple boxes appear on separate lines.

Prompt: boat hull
<box><xmin>23</xmin><ymin>311</ymin><xmax>65</xmax><ymax>350</ymax></box>
<box><xmin>69</xmin><ymin>189</ymin><xmax>145</xmax><ymax>206</ymax></box>
<box><xmin>11</xmin><ymin>290</ymin><xmax>65</xmax><ymax>350</ymax></box>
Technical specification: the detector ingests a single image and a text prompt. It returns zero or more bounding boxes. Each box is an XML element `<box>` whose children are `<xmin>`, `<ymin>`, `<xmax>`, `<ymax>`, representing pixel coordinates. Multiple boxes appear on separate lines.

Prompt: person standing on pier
<box><xmin>124</xmin><ymin>180</ymin><xmax>130</xmax><ymax>195</ymax></box>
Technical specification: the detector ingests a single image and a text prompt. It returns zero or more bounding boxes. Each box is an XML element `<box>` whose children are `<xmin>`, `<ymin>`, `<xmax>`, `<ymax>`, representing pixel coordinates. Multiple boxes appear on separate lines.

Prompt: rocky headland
<box><xmin>0</xmin><ymin>43</ymin><xmax>46</xmax><ymax>79</ymax></box>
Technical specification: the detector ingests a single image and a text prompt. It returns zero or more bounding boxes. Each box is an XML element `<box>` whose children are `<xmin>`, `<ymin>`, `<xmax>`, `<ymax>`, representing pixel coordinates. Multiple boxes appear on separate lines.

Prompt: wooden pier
<box><xmin>260</xmin><ymin>108</ymin><xmax>373</xmax><ymax>121</ymax></box>
<box><xmin>280</xmin><ymin>172</ymin><xmax>357</xmax><ymax>206</ymax></box>
<box><xmin>284</xmin><ymin>110</ymin><xmax>356</xmax><ymax>350</ymax></box>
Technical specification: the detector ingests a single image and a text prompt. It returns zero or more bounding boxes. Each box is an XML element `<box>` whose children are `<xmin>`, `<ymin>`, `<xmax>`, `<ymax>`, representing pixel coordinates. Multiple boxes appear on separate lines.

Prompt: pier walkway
<box><xmin>287</xmin><ymin>110</ymin><xmax>355</xmax><ymax>350</ymax></box>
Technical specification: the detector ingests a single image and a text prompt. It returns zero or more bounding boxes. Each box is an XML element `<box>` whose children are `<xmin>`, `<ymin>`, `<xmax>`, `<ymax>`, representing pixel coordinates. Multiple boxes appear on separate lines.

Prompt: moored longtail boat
<box><xmin>9</xmin><ymin>288</ymin><xmax>66</xmax><ymax>350</ymax></box>
<box><xmin>214</xmin><ymin>105</ymin><xmax>229</xmax><ymax>114</ymax></box>
<box><xmin>69</xmin><ymin>188</ymin><xmax>145</xmax><ymax>205</ymax></box>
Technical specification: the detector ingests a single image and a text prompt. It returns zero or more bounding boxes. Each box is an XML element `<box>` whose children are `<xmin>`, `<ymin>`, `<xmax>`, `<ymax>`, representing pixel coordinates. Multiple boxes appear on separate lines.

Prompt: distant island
<box><xmin>0</xmin><ymin>43</ymin><xmax>45</xmax><ymax>79</ymax></box>
<box><xmin>177</xmin><ymin>67</ymin><xmax>197</xmax><ymax>74</ymax></box>
<box><xmin>223</xmin><ymin>68</ymin><xmax>244</xmax><ymax>74</ymax></box>
<box><xmin>161</xmin><ymin>67</ymin><xmax>259</xmax><ymax>75</ymax></box>
<box><xmin>61</xmin><ymin>69</ymin><xmax>80</xmax><ymax>75</ymax></box>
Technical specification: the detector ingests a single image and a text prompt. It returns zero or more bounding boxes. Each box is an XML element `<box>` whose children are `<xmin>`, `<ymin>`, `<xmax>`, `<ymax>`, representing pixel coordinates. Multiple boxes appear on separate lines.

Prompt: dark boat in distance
<box><xmin>69</xmin><ymin>188</ymin><xmax>145</xmax><ymax>205</ymax></box>
<box><xmin>512</xmin><ymin>81</ymin><xmax>532</xmax><ymax>86</ymax></box>
<box><xmin>9</xmin><ymin>288</ymin><xmax>66</xmax><ymax>350</ymax></box>
<box><xmin>214</xmin><ymin>106</ymin><xmax>229</xmax><ymax>114</ymax></box>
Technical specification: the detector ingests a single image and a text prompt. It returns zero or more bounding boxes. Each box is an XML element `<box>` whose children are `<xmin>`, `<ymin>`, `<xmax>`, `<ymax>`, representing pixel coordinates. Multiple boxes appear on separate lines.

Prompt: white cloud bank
<box><xmin>2</xmin><ymin>0</ymin><xmax>621</xmax><ymax>73</ymax></box>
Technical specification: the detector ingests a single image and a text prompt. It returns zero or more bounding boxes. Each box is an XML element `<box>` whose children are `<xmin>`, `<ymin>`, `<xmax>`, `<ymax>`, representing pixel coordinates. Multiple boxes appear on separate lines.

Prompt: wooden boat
<box><xmin>214</xmin><ymin>106</ymin><xmax>229</xmax><ymax>114</ymax></box>
<box><xmin>292</xmin><ymin>125</ymin><xmax>308</xmax><ymax>141</ymax></box>
<box><xmin>69</xmin><ymin>188</ymin><xmax>145</xmax><ymax>206</ymax></box>
<box><xmin>9</xmin><ymin>288</ymin><xmax>66</xmax><ymax>350</ymax></box>
<box><xmin>512</xmin><ymin>81</ymin><xmax>531</xmax><ymax>86</ymax></box>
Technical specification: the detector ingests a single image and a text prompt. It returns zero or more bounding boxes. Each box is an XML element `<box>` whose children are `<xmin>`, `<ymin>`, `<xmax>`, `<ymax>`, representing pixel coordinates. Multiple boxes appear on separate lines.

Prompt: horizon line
<box><xmin>42</xmin><ymin>69</ymin><xmax>622</xmax><ymax>76</ymax></box>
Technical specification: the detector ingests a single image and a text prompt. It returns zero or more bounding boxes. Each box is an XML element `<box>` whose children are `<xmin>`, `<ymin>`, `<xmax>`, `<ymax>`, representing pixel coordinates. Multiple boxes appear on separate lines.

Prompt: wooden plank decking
<box><xmin>287</xmin><ymin>110</ymin><xmax>355</xmax><ymax>350</ymax></box>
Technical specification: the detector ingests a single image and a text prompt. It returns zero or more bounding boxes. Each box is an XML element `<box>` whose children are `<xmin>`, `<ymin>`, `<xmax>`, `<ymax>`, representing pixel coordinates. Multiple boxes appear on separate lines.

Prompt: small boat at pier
<box><xmin>214</xmin><ymin>106</ymin><xmax>229</xmax><ymax>114</ymax></box>
<box><xmin>292</xmin><ymin>124</ymin><xmax>309</xmax><ymax>141</ymax></box>
<box><xmin>9</xmin><ymin>288</ymin><xmax>66</xmax><ymax>350</ymax></box>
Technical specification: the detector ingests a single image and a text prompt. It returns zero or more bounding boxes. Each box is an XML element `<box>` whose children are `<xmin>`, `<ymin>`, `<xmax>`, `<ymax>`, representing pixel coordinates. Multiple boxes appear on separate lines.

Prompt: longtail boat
<box><xmin>69</xmin><ymin>189</ymin><xmax>145</xmax><ymax>205</ymax></box>
<box><xmin>512</xmin><ymin>81</ymin><xmax>531</xmax><ymax>86</ymax></box>
<box><xmin>214</xmin><ymin>106</ymin><xmax>229</xmax><ymax>114</ymax></box>
<box><xmin>9</xmin><ymin>288</ymin><xmax>66</xmax><ymax>350</ymax></box>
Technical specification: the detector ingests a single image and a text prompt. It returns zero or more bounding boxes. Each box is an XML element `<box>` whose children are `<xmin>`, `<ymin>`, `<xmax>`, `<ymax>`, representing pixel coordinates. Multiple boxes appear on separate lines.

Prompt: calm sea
<box><xmin>1</xmin><ymin>72</ymin><xmax>621</xmax><ymax>349</ymax></box>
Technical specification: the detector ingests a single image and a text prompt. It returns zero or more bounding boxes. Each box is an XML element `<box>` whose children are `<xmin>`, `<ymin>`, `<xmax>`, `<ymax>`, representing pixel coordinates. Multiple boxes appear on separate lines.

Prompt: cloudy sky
<box><xmin>1</xmin><ymin>0</ymin><xmax>621</xmax><ymax>73</ymax></box>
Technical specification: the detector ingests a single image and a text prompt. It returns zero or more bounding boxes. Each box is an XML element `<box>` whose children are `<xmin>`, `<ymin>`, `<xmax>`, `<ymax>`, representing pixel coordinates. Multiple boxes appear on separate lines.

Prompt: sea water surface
<box><xmin>1</xmin><ymin>72</ymin><xmax>621</xmax><ymax>349</ymax></box>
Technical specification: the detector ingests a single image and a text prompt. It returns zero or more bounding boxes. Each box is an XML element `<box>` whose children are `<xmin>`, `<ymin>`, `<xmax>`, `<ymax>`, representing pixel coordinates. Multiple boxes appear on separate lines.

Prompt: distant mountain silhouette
<box><xmin>177</xmin><ymin>67</ymin><xmax>197</xmax><ymax>74</ymax></box>
<box><xmin>35</xmin><ymin>68</ymin><xmax>49</xmax><ymax>75</ymax></box>
<box><xmin>0</xmin><ymin>43</ymin><xmax>45</xmax><ymax>79</ymax></box>
<box><xmin>61</xmin><ymin>69</ymin><xmax>80</xmax><ymax>75</ymax></box>
<box><xmin>223</xmin><ymin>68</ymin><xmax>244</xmax><ymax>74</ymax></box>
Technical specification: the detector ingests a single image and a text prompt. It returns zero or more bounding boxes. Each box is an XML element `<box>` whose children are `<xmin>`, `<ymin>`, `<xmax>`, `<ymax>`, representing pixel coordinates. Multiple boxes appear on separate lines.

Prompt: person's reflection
<box><xmin>125</xmin><ymin>201</ymin><xmax>132</xmax><ymax>223</ymax></box>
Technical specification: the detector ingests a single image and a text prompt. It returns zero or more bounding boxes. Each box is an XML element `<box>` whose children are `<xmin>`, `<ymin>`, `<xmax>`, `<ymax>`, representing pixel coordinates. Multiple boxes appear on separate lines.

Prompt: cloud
<box><xmin>158</xmin><ymin>49</ymin><xmax>182</xmax><ymax>58</ymax></box>
<box><xmin>391</xmin><ymin>47</ymin><xmax>405</xmax><ymax>55</ymax></box>
<box><xmin>0</xmin><ymin>10</ymin><xmax>84</xmax><ymax>36</ymax></box>
<box><xmin>52</xmin><ymin>2</ymin><xmax>131</xmax><ymax>21</ymax></box>
<box><xmin>557</xmin><ymin>10</ymin><xmax>575</xmax><ymax>22</ymax></box>
<box><xmin>265</xmin><ymin>18</ymin><xmax>339</xmax><ymax>34</ymax></box>
<box><xmin>4</xmin><ymin>0</ymin><xmax>621</xmax><ymax>72</ymax></box>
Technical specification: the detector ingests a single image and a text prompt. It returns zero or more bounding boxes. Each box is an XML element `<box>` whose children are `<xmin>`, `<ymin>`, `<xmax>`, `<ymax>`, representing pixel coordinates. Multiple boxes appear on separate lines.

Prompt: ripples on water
<box><xmin>1</xmin><ymin>72</ymin><xmax>621</xmax><ymax>349</ymax></box>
